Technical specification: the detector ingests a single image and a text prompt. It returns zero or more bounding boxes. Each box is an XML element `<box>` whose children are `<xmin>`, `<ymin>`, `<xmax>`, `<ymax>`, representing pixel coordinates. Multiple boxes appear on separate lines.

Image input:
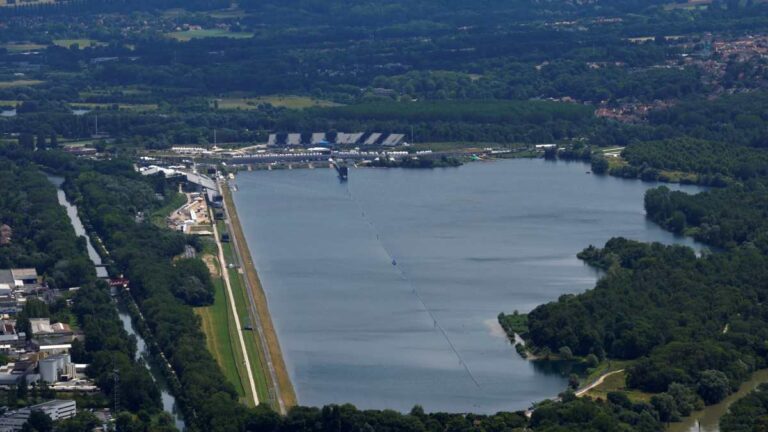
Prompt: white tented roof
<box><xmin>382</xmin><ymin>134</ymin><xmax>405</xmax><ymax>146</ymax></box>
<box><xmin>363</xmin><ymin>133</ymin><xmax>382</xmax><ymax>146</ymax></box>
<box><xmin>287</xmin><ymin>134</ymin><xmax>302</xmax><ymax>146</ymax></box>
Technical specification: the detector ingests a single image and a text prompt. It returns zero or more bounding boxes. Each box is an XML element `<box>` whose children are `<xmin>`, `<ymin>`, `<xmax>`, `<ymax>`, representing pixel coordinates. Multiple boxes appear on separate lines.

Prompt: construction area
<box><xmin>166</xmin><ymin>192</ymin><xmax>215</xmax><ymax>235</ymax></box>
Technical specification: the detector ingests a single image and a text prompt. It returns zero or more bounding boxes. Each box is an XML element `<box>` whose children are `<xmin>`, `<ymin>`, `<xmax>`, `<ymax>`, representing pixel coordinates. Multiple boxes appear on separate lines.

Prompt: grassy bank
<box><xmin>194</xmin><ymin>270</ymin><xmax>250</xmax><ymax>402</ymax></box>
<box><xmin>218</xmin><ymin>232</ymin><xmax>272</xmax><ymax>403</ymax></box>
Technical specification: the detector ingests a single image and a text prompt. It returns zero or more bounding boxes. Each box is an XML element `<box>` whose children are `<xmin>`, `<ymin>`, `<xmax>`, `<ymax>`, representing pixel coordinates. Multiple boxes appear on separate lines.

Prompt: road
<box><xmin>211</xmin><ymin>218</ymin><xmax>260</xmax><ymax>406</ymax></box>
<box><xmin>220</xmin><ymin>180</ymin><xmax>288</xmax><ymax>414</ymax></box>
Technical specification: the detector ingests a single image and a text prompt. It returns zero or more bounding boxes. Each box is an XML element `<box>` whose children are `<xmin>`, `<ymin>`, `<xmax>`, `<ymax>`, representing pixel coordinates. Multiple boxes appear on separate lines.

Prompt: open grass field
<box><xmin>214</xmin><ymin>95</ymin><xmax>341</xmax><ymax>110</ymax></box>
<box><xmin>1</xmin><ymin>42</ymin><xmax>47</xmax><ymax>52</ymax></box>
<box><xmin>217</xmin><ymin>229</ymin><xmax>271</xmax><ymax>403</ymax></box>
<box><xmin>79</xmin><ymin>87</ymin><xmax>151</xmax><ymax>98</ymax></box>
<box><xmin>166</xmin><ymin>29</ymin><xmax>254</xmax><ymax>42</ymax></box>
<box><xmin>53</xmin><ymin>39</ymin><xmax>106</xmax><ymax>49</ymax></box>
<box><xmin>195</xmin><ymin>278</ymin><xmax>249</xmax><ymax>401</ymax></box>
<box><xmin>228</xmin><ymin>265</ymin><xmax>272</xmax><ymax>402</ymax></box>
<box><xmin>69</xmin><ymin>102</ymin><xmax>159</xmax><ymax>112</ymax></box>
<box><xmin>584</xmin><ymin>370</ymin><xmax>654</xmax><ymax>403</ymax></box>
<box><xmin>0</xmin><ymin>80</ymin><xmax>44</xmax><ymax>89</ymax></box>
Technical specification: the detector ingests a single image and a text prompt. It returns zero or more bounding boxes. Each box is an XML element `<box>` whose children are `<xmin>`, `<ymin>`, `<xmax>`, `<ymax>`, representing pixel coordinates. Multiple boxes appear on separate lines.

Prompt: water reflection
<box><xmin>531</xmin><ymin>360</ymin><xmax>589</xmax><ymax>379</ymax></box>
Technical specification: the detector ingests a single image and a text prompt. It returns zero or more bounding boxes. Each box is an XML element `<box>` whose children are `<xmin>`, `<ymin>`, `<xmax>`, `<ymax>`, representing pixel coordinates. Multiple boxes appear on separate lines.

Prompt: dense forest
<box><xmin>721</xmin><ymin>383</ymin><xmax>768</xmax><ymax>432</ymax></box>
<box><xmin>513</xmin><ymin>107</ymin><xmax>768</xmax><ymax>430</ymax></box>
<box><xmin>0</xmin><ymin>160</ymin><xmax>92</xmax><ymax>289</ymax></box>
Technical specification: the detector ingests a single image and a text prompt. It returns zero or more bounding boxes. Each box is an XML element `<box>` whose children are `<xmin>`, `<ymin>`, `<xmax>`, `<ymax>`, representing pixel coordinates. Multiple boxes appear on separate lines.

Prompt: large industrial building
<box><xmin>0</xmin><ymin>400</ymin><xmax>76</xmax><ymax>431</ymax></box>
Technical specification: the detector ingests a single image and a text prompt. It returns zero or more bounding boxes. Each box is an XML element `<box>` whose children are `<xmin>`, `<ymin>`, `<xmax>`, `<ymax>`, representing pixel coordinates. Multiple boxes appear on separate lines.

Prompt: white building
<box><xmin>0</xmin><ymin>400</ymin><xmax>76</xmax><ymax>431</ymax></box>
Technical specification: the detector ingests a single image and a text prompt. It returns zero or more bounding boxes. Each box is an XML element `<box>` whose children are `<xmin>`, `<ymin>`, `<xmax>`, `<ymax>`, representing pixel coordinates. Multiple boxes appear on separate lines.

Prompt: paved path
<box><xmin>212</xmin><ymin>219</ymin><xmax>260</xmax><ymax>406</ymax></box>
<box><xmin>576</xmin><ymin>369</ymin><xmax>625</xmax><ymax>397</ymax></box>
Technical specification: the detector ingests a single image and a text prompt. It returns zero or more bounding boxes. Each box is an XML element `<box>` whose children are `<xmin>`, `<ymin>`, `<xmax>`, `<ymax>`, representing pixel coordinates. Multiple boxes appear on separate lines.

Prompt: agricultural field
<box><xmin>0</xmin><ymin>0</ymin><xmax>56</xmax><ymax>7</ymax></box>
<box><xmin>213</xmin><ymin>95</ymin><xmax>342</xmax><ymax>110</ymax></box>
<box><xmin>0</xmin><ymin>80</ymin><xmax>44</xmax><ymax>88</ymax></box>
<box><xmin>69</xmin><ymin>102</ymin><xmax>159</xmax><ymax>112</ymax></box>
<box><xmin>53</xmin><ymin>38</ymin><xmax>107</xmax><ymax>49</ymax></box>
<box><xmin>1</xmin><ymin>42</ymin><xmax>47</xmax><ymax>52</ymax></box>
<box><xmin>79</xmin><ymin>87</ymin><xmax>152</xmax><ymax>98</ymax></box>
<box><xmin>166</xmin><ymin>29</ymin><xmax>254</xmax><ymax>42</ymax></box>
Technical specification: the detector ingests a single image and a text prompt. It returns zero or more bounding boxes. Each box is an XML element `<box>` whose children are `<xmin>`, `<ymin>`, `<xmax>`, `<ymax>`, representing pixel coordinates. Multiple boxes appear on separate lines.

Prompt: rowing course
<box><xmin>232</xmin><ymin>159</ymin><xmax>704</xmax><ymax>413</ymax></box>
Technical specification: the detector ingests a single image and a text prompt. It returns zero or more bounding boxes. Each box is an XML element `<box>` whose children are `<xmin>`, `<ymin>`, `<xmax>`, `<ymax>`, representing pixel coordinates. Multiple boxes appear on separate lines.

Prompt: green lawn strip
<box><xmin>227</xmin><ymin>265</ymin><xmax>271</xmax><ymax>403</ymax></box>
<box><xmin>219</xmin><ymin>236</ymin><xmax>271</xmax><ymax>404</ymax></box>
<box><xmin>205</xmin><ymin>280</ymin><xmax>247</xmax><ymax>398</ymax></box>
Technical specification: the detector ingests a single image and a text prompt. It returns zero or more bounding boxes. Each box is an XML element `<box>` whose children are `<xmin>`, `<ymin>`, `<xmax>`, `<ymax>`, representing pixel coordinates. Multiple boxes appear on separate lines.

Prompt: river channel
<box><xmin>48</xmin><ymin>175</ymin><xmax>185</xmax><ymax>430</ymax></box>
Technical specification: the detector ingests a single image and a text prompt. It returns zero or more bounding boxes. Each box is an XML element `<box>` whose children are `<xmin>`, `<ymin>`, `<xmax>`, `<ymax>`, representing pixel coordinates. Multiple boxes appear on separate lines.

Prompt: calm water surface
<box><xmin>233</xmin><ymin>159</ymin><xmax>704</xmax><ymax>413</ymax></box>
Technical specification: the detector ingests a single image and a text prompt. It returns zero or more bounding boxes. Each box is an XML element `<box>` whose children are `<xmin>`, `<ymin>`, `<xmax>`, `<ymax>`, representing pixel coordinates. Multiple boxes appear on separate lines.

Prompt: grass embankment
<box><xmin>217</xmin><ymin>228</ymin><xmax>271</xmax><ymax>403</ymax></box>
<box><xmin>222</xmin><ymin>185</ymin><xmax>297</xmax><ymax>410</ymax></box>
<box><xmin>194</xmin><ymin>277</ymin><xmax>250</xmax><ymax>401</ymax></box>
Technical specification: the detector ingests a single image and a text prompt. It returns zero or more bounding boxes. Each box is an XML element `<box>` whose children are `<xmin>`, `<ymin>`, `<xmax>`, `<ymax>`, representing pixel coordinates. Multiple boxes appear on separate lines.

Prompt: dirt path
<box><xmin>576</xmin><ymin>369</ymin><xmax>625</xmax><ymax>397</ymax></box>
<box><xmin>202</xmin><ymin>254</ymin><xmax>220</xmax><ymax>277</ymax></box>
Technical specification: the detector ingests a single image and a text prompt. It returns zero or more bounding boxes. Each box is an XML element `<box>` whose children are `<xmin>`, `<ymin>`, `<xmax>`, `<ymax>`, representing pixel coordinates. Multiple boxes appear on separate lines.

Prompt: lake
<box><xmin>232</xmin><ymin>159</ymin><xmax>704</xmax><ymax>414</ymax></box>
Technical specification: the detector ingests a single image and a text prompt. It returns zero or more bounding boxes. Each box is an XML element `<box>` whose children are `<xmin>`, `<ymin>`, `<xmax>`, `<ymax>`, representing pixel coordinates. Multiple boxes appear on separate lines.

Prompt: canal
<box><xmin>48</xmin><ymin>175</ymin><xmax>186</xmax><ymax>430</ymax></box>
<box><xmin>669</xmin><ymin>369</ymin><xmax>768</xmax><ymax>432</ymax></box>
